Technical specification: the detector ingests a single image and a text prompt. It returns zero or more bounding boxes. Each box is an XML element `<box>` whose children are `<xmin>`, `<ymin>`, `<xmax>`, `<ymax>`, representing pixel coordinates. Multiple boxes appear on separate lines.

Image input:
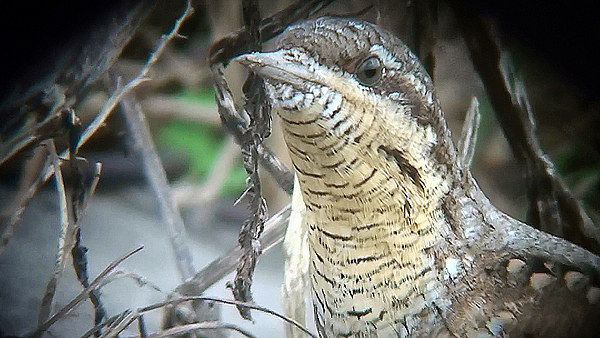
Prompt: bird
<box><xmin>236</xmin><ymin>17</ymin><xmax>600</xmax><ymax>337</ymax></box>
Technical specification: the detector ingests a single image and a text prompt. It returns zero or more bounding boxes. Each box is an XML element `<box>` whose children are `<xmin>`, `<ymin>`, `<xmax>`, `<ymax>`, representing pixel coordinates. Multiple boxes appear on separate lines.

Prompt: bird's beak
<box><xmin>235</xmin><ymin>50</ymin><xmax>318</xmax><ymax>88</ymax></box>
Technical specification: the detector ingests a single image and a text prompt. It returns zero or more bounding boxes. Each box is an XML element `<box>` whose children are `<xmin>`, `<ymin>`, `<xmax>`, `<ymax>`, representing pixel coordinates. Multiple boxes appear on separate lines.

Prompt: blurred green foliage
<box><xmin>157</xmin><ymin>88</ymin><xmax>247</xmax><ymax>196</ymax></box>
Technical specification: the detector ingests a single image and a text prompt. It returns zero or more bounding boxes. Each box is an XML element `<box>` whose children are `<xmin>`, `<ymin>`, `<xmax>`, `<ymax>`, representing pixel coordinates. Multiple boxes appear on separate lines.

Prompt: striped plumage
<box><xmin>238</xmin><ymin>17</ymin><xmax>600</xmax><ymax>337</ymax></box>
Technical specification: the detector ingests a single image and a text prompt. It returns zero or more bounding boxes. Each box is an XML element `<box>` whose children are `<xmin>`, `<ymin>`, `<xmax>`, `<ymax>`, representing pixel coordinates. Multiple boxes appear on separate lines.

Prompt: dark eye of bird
<box><xmin>355</xmin><ymin>55</ymin><xmax>382</xmax><ymax>86</ymax></box>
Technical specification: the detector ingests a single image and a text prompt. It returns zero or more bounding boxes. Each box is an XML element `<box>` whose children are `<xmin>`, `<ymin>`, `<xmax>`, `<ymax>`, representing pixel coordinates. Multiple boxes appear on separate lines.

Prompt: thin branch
<box><xmin>139</xmin><ymin>296</ymin><xmax>317</xmax><ymax>338</ymax></box>
<box><xmin>257</xmin><ymin>143</ymin><xmax>294</xmax><ymax>194</ymax></box>
<box><xmin>40</xmin><ymin>0</ymin><xmax>195</xmax><ymax>184</ymax></box>
<box><xmin>28</xmin><ymin>246</ymin><xmax>144</xmax><ymax>338</ymax></box>
<box><xmin>80</xmin><ymin>312</ymin><xmax>126</xmax><ymax>338</ymax></box>
<box><xmin>83</xmin><ymin>163</ymin><xmax>103</xmax><ymax>211</ymax></box>
<box><xmin>70</xmin><ymin>162</ymin><xmax>106</xmax><ymax>333</ymax></box>
<box><xmin>175</xmin><ymin>204</ymin><xmax>291</xmax><ymax>296</ymax></box>
<box><xmin>100</xmin><ymin>309</ymin><xmax>138</xmax><ymax>338</ymax></box>
<box><xmin>0</xmin><ymin>107</ymin><xmax>71</xmax><ymax>168</ymax></box>
<box><xmin>224</xmin><ymin>0</ymin><xmax>272</xmax><ymax>320</ymax></box>
<box><xmin>120</xmin><ymin>92</ymin><xmax>195</xmax><ymax>281</ymax></box>
<box><xmin>98</xmin><ymin>269</ymin><xmax>165</xmax><ymax>294</ymax></box>
<box><xmin>208</xmin><ymin>0</ymin><xmax>334</xmax><ymax>65</ymax></box>
<box><xmin>38</xmin><ymin>139</ymin><xmax>72</xmax><ymax>325</ymax></box>
<box><xmin>147</xmin><ymin>322</ymin><xmax>257</xmax><ymax>338</ymax></box>
<box><xmin>457</xmin><ymin>97</ymin><xmax>480</xmax><ymax>169</ymax></box>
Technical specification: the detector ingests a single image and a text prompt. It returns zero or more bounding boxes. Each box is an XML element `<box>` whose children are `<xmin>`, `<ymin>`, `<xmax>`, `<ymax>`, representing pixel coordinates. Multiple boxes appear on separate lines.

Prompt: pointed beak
<box><xmin>235</xmin><ymin>50</ymin><xmax>319</xmax><ymax>88</ymax></box>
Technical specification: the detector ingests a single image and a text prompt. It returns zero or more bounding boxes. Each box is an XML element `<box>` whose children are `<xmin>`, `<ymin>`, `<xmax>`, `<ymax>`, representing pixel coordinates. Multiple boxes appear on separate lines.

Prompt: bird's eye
<box><xmin>355</xmin><ymin>56</ymin><xmax>382</xmax><ymax>86</ymax></box>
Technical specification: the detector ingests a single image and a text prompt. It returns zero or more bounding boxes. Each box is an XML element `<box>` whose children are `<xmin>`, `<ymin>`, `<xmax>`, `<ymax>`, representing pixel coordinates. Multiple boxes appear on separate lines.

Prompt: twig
<box><xmin>38</xmin><ymin>139</ymin><xmax>72</xmax><ymax>325</ymax></box>
<box><xmin>28</xmin><ymin>246</ymin><xmax>144</xmax><ymax>338</ymax></box>
<box><xmin>147</xmin><ymin>322</ymin><xmax>257</xmax><ymax>338</ymax></box>
<box><xmin>72</xmin><ymin>228</ymin><xmax>107</xmax><ymax>336</ymax></box>
<box><xmin>211</xmin><ymin>63</ymin><xmax>294</xmax><ymax>194</ymax></box>
<box><xmin>175</xmin><ymin>204</ymin><xmax>291</xmax><ymax>296</ymax></box>
<box><xmin>70</xmin><ymin>162</ymin><xmax>106</xmax><ymax>334</ymax></box>
<box><xmin>40</xmin><ymin>0</ymin><xmax>195</xmax><ymax>185</ymax></box>
<box><xmin>222</xmin><ymin>0</ymin><xmax>272</xmax><ymax>320</ymax></box>
<box><xmin>80</xmin><ymin>312</ymin><xmax>125</xmax><ymax>338</ymax></box>
<box><xmin>139</xmin><ymin>296</ymin><xmax>317</xmax><ymax>338</ymax></box>
<box><xmin>83</xmin><ymin>163</ymin><xmax>103</xmax><ymax>211</ymax></box>
<box><xmin>457</xmin><ymin>97</ymin><xmax>480</xmax><ymax>169</ymax></box>
<box><xmin>100</xmin><ymin>309</ymin><xmax>138</xmax><ymax>338</ymax></box>
<box><xmin>0</xmin><ymin>107</ymin><xmax>71</xmax><ymax>168</ymax></box>
<box><xmin>208</xmin><ymin>0</ymin><xmax>334</xmax><ymax>65</ymax></box>
<box><xmin>120</xmin><ymin>92</ymin><xmax>195</xmax><ymax>281</ymax></box>
<box><xmin>257</xmin><ymin>143</ymin><xmax>294</xmax><ymax>194</ymax></box>
<box><xmin>98</xmin><ymin>269</ymin><xmax>164</xmax><ymax>294</ymax></box>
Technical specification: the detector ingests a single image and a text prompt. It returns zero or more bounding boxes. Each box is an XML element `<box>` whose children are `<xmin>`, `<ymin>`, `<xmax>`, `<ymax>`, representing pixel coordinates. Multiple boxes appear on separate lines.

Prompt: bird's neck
<box><xmin>278</xmin><ymin>87</ymin><xmax>464</xmax><ymax>237</ymax></box>
<box><xmin>276</xmin><ymin>89</ymin><xmax>472</xmax><ymax>334</ymax></box>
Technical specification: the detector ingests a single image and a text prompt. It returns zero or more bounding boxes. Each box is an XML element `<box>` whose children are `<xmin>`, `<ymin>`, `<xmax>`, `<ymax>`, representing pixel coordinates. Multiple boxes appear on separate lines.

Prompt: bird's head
<box><xmin>237</xmin><ymin>17</ymin><xmax>459</xmax><ymax>186</ymax></box>
<box><xmin>236</xmin><ymin>17</ymin><xmax>444</xmax><ymax>129</ymax></box>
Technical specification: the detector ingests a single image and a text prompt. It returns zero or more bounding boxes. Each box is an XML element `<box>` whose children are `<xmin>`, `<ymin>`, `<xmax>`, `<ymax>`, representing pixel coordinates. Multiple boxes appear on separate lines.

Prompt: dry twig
<box><xmin>139</xmin><ymin>296</ymin><xmax>317</xmax><ymax>338</ymax></box>
<box><xmin>147</xmin><ymin>322</ymin><xmax>257</xmax><ymax>338</ymax></box>
<box><xmin>0</xmin><ymin>2</ymin><xmax>155</xmax><ymax>167</ymax></box>
<box><xmin>120</xmin><ymin>92</ymin><xmax>195</xmax><ymax>281</ymax></box>
<box><xmin>38</xmin><ymin>0</ymin><xmax>195</xmax><ymax>185</ymax></box>
<box><xmin>38</xmin><ymin>139</ymin><xmax>72</xmax><ymax>325</ymax></box>
<box><xmin>457</xmin><ymin>97</ymin><xmax>481</xmax><ymax>169</ymax></box>
<box><xmin>208</xmin><ymin>0</ymin><xmax>334</xmax><ymax>65</ymax></box>
<box><xmin>28</xmin><ymin>246</ymin><xmax>144</xmax><ymax>338</ymax></box>
<box><xmin>175</xmin><ymin>203</ymin><xmax>291</xmax><ymax>296</ymax></box>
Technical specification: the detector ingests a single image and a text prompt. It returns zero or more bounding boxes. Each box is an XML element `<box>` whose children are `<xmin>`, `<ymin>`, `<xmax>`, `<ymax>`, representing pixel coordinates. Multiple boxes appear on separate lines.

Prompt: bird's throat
<box><xmin>276</xmin><ymin>88</ymin><xmax>454</xmax><ymax>335</ymax></box>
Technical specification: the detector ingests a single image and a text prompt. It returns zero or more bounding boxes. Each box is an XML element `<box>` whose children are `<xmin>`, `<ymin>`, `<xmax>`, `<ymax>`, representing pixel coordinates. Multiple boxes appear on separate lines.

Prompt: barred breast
<box><xmin>274</xmin><ymin>81</ymin><xmax>454</xmax><ymax>337</ymax></box>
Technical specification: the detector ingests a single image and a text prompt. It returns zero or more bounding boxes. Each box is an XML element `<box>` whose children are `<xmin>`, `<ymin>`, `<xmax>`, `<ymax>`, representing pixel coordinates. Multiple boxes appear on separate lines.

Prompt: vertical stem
<box><xmin>120</xmin><ymin>95</ymin><xmax>195</xmax><ymax>281</ymax></box>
